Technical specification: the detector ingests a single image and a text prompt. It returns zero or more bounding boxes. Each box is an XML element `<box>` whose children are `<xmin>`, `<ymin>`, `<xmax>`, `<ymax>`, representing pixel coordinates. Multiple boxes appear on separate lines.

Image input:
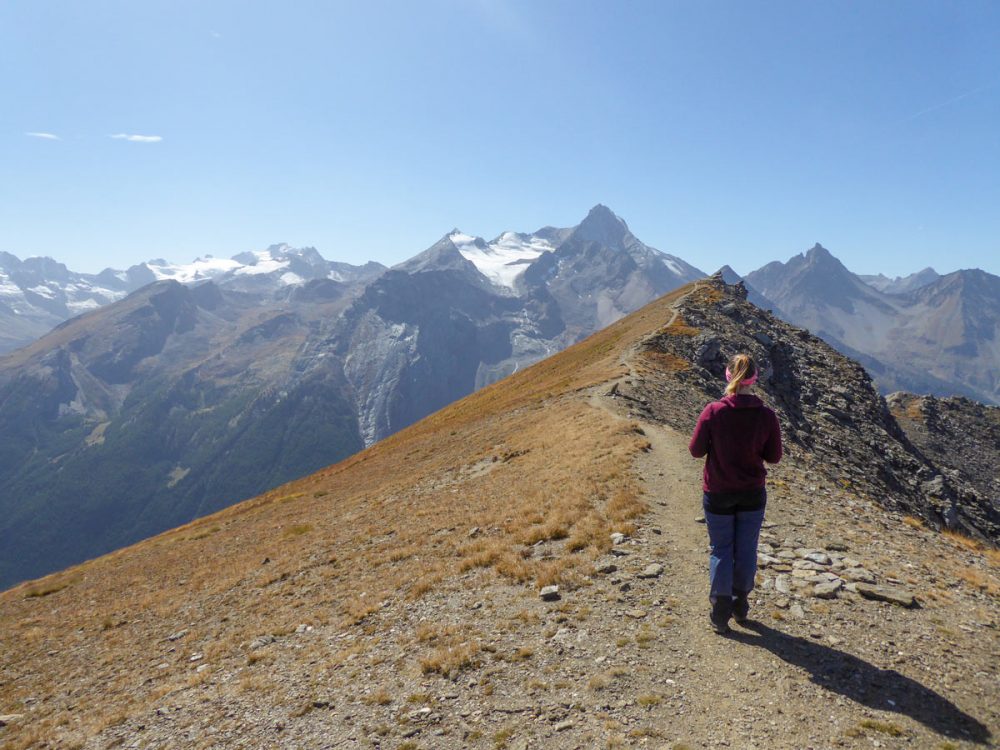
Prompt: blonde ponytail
<box><xmin>724</xmin><ymin>353</ymin><xmax>757</xmax><ymax>396</ymax></box>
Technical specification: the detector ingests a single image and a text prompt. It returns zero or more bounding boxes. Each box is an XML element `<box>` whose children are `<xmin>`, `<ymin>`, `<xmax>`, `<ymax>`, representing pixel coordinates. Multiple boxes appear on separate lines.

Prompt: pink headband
<box><xmin>726</xmin><ymin>367</ymin><xmax>758</xmax><ymax>386</ymax></box>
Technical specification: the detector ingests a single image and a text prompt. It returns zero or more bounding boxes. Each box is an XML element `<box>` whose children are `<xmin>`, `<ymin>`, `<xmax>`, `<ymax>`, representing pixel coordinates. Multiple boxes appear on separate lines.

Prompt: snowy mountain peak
<box><xmin>449</xmin><ymin>230</ymin><xmax>553</xmax><ymax>291</ymax></box>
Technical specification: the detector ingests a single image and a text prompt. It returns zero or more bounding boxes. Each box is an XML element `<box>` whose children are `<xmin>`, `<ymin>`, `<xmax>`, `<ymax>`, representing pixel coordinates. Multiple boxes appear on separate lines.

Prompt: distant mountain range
<box><xmin>2</xmin><ymin>210</ymin><xmax>998</xmax><ymax>587</ymax></box>
<box><xmin>0</xmin><ymin>205</ymin><xmax>704</xmax><ymax>587</ymax></box>
<box><xmin>743</xmin><ymin>245</ymin><xmax>1000</xmax><ymax>405</ymax></box>
<box><xmin>0</xmin><ymin>246</ymin><xmax>386</xmax><ymax>354</ymax></box>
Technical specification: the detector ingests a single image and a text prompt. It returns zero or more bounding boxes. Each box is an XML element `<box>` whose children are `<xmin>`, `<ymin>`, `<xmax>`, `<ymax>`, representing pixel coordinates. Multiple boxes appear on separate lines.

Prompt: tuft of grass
<box><xmin>23</xmin><ymin>576</ymin><xmax>79</xmax><ymax>598</ymax></box>
<box><xmin>283</xmin><ymin>523</ymin><xmax>313</xmax><ymax>538</ymax></box>
<box><xmin>363</xmin><ymin>688</ymin><xmax>392</xmax><ymax>705</ymax></box>
<box><xmin>858</xmin><ymin>719</ymin><xmax>904</xmax><ymax>737</ymax></box>
<box><xmin>588</xmin><ymin>674</ymin><xmax>611</xmax><ymax>691</ymax></box>
<box><xmin>511</xmin><ymin>646</ymin><xmax>534</xmax><ymax>662</ymax></box>
<box><xmin>343</xmin><ymin>596</ymin><xmax>380</xmax><ymax>625</ymax></box>
<box><xmin>636</xmin><ymin>693</ymin><xmax>662</xmax><ymax>707</ymax></box>
<box><xmin>420</xmin><ymin>641</ymin><xmax>481</xmax><ymax>679</ymax></box>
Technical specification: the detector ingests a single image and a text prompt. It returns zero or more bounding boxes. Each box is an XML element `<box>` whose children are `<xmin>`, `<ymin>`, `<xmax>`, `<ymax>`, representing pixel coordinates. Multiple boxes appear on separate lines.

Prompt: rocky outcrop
<box><xmin>619</xmin><ymin>274</ymin><xmax>999</xmax><ymax>542</ymax></box>
<box><xmin>888</xmin><ymin>393</ymin><xmax>1000</xmax><ymax>528</ymax></box>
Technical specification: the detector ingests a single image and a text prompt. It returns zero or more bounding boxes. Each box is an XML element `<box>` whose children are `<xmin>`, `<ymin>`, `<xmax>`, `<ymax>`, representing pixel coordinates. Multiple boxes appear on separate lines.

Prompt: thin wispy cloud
<box><xmin>900</xmin><ymin>81</ymin><xmax>999</xmax><ymax>124</ymax></box>
<box><xmin>110</xmin><ymin>133</ymin><xmax>163</xmax><ymax>143</ymax></box>
<box><xmin>26</xmin><ymin>131</ymin><xmax>60</xmax><ymax>140</ymax></box>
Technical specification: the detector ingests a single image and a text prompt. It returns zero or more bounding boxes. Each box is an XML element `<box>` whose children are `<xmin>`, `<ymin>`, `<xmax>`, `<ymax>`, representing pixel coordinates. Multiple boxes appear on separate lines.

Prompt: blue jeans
<box><xmin>704</xmin><ymin>503</ymin><xmax>765</xmax><ymax>600</ymax></box>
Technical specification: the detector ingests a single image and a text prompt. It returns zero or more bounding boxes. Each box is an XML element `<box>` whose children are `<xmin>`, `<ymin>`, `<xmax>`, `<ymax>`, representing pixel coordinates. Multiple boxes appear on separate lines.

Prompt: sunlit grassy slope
<box><xmin>0</xmin><ymin>283</ymin><xmax>694</xmax><ymax>746</ymax></box>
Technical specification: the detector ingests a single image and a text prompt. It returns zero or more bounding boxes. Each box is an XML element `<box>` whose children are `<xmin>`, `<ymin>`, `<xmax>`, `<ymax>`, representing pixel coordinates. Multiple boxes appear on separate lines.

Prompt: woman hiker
<box><xmin>688</xmin><ymin>353</ymin><xmax>783</xmax><ymax>633</ymax></box>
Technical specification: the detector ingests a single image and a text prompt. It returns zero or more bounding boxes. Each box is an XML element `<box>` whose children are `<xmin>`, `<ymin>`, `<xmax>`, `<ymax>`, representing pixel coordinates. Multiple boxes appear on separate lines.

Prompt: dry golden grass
<box><xmin>0</xmin><ymin>285</ymin><xmax>693</xmax><ymax>744</ymax></box>
<box><xmin>661</xmin><ymin>316</ymin><xmax>700</xmax><ymax>337</ymax></box>
<box><xmin>903</xmin><ymin>398</ymin><xmax>926</xmax><ymax>421</ymax></box>
<box><xmin>419</xmin><ymin>641</ymin><xmax>481</xmax><ymax>678</ymax></box>
<box><xmin>638</xmin><ymin>349</ymin><xmax>691</xmax><ymax>372</ymax></box>
<box><xmin>956</xmin><ymin>566</ymin><xmax>1000</xmax><ymax>597</ymax></box>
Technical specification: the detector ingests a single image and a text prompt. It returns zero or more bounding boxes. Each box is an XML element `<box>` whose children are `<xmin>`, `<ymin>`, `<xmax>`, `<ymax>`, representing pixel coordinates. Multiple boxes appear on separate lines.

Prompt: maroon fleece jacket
<box><xmin>688</xmin><ymin>394</ymin><xmax>783</xmax><ymax>493</ymax></box>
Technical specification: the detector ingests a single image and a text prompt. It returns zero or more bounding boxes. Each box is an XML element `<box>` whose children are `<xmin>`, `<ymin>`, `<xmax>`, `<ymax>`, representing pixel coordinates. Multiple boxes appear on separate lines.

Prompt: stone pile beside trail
<box><xmin>755</xmin><ymin>532</ymin><xmax>917</xmax><ymax>609</ymax></box>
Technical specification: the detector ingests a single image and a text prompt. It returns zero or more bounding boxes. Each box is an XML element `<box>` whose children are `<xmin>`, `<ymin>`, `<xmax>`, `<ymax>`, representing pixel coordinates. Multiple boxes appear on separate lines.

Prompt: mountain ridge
<box><xmin>0</xmin><ymin>206</ymin><xmax>706</xmax><ymax>588</ymax></box>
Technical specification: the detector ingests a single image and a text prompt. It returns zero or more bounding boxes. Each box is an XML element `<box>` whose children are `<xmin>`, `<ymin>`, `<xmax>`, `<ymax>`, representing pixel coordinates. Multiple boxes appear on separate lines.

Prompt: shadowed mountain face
<box><xmin>0</xmin><ymin>280</ymin><xmax>366</xmax><ymax>587</ymax></box>
<box><xmin>0</xmin><ymin>206</ymin><xmax>706</xmax><ymax>588</ymax></box>
<box><xmin>746</xmin><ymin>246</ymin><xmax>1000</xmax><ymax>405</ymax></box>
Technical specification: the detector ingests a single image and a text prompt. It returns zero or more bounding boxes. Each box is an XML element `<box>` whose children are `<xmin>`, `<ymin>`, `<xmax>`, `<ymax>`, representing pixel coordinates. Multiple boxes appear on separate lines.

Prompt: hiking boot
<box><xmin>733</xmin><ymin>593</ymin><xmax>750</xmax><ymax>624</ymax></box>
<box><xmin>709</xmin><ymin>597</ymin><xmax>732</xmax><ymax>634</ymax></box>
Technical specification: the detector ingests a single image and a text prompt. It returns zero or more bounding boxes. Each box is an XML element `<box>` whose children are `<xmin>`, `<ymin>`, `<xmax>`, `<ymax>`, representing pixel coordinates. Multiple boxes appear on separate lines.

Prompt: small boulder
<box><xmin>540</xmin><ymin>585</ymin><xmax>560</xmax><ymax>601</ymax></box>
<box><xmin>792</xmin><ymin>560</ymin><xmax>826</xmax><ymax>571</ymax></box>
<box><xmin>856</xmin><ymin>583</ymin><xmax>916</xmax><ymax>608</ymax></box>
<box><xmin>841</xmin><ymin>567</ymin><xmax>876</xmax><ymax>584</ymax></box>
<box><xmin>249</xmin><ymin>634</ymin><xmax>276</xmax><ymax>650</ymax></box>
<box><xmin>637</xmin><ymin>563</ymin><xmax>664</xmax><ymax>579</ymax></box>
<box><xmin>813</xmin><ymin>580</ymin><xmax>843</xmax><ymax>599</ymax></box>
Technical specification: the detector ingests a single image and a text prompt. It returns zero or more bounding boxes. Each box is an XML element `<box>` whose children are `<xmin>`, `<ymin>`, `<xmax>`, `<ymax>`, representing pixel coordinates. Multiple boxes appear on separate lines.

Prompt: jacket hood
<box><xmin>721</xmin><ymin>394</ymin><xmax>765</xmax><ymax>409</ymax></box>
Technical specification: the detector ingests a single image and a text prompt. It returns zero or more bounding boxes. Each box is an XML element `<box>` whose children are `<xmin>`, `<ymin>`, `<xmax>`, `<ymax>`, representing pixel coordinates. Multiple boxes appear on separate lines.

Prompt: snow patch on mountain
<box><xmin>450</xmin><ymin>231</ymin><xmax>553</xmax><ymax>290</ymax></box>
<box><xmin>233</xmin><ymin>250</ymin><xmax>290</xmax><ymax>276</ymax></box>
<box><xmin>148</xmin><ymin>256</ymin><xmax>241</xmax><ymax>283</ymax></box>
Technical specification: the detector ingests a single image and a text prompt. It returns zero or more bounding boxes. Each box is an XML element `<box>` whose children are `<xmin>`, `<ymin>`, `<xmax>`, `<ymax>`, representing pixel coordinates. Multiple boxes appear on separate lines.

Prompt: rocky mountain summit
<box><xmin>0</xmin><ymin>275</ymin><xmax>996</xmax><ymax>750</ymax></box>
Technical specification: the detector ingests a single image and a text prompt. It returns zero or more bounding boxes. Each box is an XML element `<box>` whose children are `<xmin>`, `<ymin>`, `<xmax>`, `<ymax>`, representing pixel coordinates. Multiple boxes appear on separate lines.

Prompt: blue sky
<box><xmin>2</xmin><ymin>1</ymin><xmax>998</xmax><ymax>277</ymax></box>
